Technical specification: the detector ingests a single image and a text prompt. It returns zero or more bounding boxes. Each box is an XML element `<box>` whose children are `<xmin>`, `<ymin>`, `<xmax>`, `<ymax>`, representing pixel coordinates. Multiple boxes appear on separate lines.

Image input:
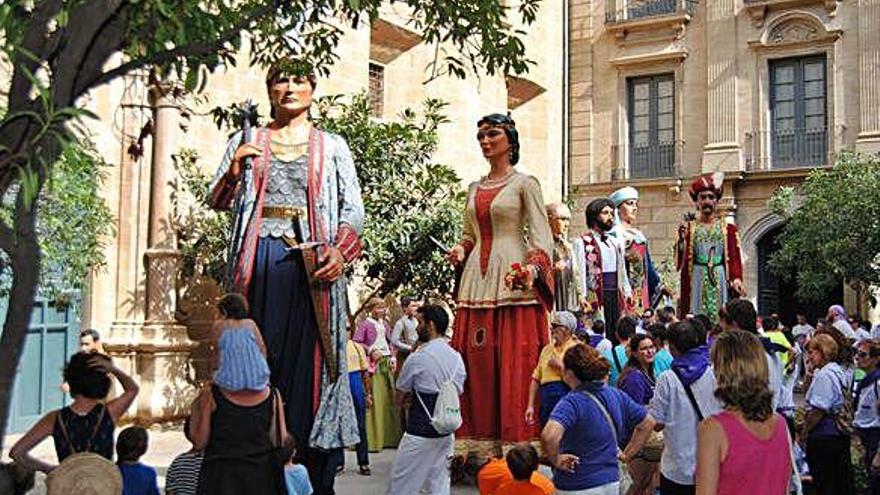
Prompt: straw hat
<box><xmin>46</xmin><ymin>453</ymin><xmax>122</xmax><ymax>495</ymax></box>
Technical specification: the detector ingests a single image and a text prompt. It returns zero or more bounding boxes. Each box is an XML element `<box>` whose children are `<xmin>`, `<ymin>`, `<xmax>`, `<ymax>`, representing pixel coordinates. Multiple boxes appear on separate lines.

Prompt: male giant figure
<box><xmin>210</xmin><ymin>68</ymin><xmax>361</xmax><ymax>494</ymax></box>
<box><xmin>676</xmin><ymin>173</ymin><xmax>744</xmax><ymax>323</ymax></box>
<box><xmin>573</xmin><ymin>198</ymin><xmax>631</xmax><ymax>335</ymax></box>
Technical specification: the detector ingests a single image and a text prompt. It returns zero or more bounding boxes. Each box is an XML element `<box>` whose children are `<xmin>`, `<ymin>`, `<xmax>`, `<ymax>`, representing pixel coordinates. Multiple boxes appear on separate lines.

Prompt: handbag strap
<box><xmin>57</xmin><ymin>404</ymin><xmax>107</xmax><ymax>455</ymax></box>
<box><xmin>612</xmin><ymin>348</ymin><xmax>623</xmax><ymax>375</ymax></box>
<box><xmin>413</xmin><ymin>346</ymin><xmax>447</xmax><ymax>420</ymax></box>
<box><xmin>579</xmin><ymin>388</ymin><xmax>619</xmax><ymax>447</ymax></box>
<box><xmin>671</xmin><ymin>369</ymin><xmax>704</xmax><ymax>421</ymax></box>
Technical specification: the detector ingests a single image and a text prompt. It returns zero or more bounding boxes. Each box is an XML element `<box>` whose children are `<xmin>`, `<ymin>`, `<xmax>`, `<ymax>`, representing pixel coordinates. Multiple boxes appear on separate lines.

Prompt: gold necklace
<box><xmin>269</xmin><ymin>130</ymin><xmax>309</xmax><ymax>162</ymax></box>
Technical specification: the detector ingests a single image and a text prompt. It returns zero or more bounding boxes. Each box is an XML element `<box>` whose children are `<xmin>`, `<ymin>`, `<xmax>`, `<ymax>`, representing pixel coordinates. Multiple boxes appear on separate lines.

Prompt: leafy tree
<box><xmin>170</xmin><ymin>148</ymin><xmax>231</xmax><ymax>285</ymax></box>
<box><xmin>0</xmin><ymin>0</ymin><xmax>541</xmax><ymax>443</ymax></box>
<box><xmin>0</xmin><ymin>142</ymin><xmax>114</xmax><ymax>301</ymax></box>
<box><xmin>315</xmin><ymin>94</ymin><xmax>463</xmax><ymax>314</ymax></box>
<box><xmin>769</xmin><ymin>152</ymin><xmax>880</xmax><ymax>304</ymax></box>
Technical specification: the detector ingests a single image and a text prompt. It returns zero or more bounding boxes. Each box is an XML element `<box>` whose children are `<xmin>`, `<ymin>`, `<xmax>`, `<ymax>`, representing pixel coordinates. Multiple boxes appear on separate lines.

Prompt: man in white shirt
<box><xmin>792</xmin><ymin>313</ymin><xmax>814</xmax><ymax>340</ymax></box>
<box><xmin>650</xmin><ymin>319</ymin><xmax>722</xmax><ymax>494</ymax></box>
<box><xmin>391</xmin><ymin>297</ymin><xmax>421</xmax><ymax>363</ymax></box>
<box><xmin>387</xmin><ymin>304</ymin><xmax>467</xmax><ymax>495</ymax></box>
<box><xmin>720</xmin><ymin>298</ymin><xmax>783</xmax><ymax>412</ymax></box>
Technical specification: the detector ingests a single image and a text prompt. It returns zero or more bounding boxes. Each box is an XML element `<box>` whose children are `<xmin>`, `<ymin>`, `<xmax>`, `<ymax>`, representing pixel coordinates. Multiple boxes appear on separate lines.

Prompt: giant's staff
<box><xmin>224</xmin><ymin>101</ymin><xmax>260</xmax><ymax>289</ymax></box>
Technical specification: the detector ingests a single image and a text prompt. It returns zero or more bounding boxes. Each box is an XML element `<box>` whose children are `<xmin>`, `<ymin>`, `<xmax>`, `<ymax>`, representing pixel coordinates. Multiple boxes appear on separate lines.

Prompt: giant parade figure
<box><xmin>573</xmin><ymin>198</ymin><xmax>632</xmax><ymax>335</ymax></box>
<box><xmin>209</xmin><ymin>65</ymin><xmax>361</xmax><ymax>494</ymax></box>
<box><xmin>547</xmin><ymin>202</ymin><xmax>582</xmax><ymax>313</ymax></box>
<box><xmin>447</xmin><ymin>113</ymin><xmax>554</xmax><ymax>457</ymax></box>
<box><xmin>609</xmin><ymin>186</ymin><xmax>668</xmax><ymax>316</ymax></box>
<box><xmin>676</xmin><ymin>173</ymin><xmax>745</xmax><ymax>322</ymax></box>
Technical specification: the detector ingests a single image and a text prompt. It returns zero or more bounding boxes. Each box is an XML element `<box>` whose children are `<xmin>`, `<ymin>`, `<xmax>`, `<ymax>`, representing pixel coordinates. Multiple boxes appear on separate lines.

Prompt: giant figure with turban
<box><xmin>676</xmin><ymin>173</ymin><xmax>745</xmax><ymax>323</ymax></box>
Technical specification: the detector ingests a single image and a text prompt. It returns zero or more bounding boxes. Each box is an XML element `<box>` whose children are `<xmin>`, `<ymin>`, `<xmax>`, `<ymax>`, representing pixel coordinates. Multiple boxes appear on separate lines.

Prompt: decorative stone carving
<box><xmin>769</xmin><ymin>19</ymin><xmax>820</xmax><ymax>44</ymax></box>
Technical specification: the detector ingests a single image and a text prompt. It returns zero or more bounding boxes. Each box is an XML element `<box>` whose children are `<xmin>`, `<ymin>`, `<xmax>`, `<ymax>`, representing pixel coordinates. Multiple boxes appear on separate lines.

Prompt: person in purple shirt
<box><xmin>618</xmin><ymin>334</ymin><xmax>659</xmax><ymax>494</ymax></box>
<box><xmin>541</xmin><ymin>343</ymin><xmax>655</xmax><ymax>494</ymax></box>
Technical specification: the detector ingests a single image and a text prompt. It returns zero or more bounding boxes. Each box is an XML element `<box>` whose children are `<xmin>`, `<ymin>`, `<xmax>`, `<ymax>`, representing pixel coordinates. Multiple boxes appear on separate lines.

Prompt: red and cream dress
<box><xmin>451</xmin><ymin>171</ymin><xmax>554</xmax><ymax>456</ymax></box>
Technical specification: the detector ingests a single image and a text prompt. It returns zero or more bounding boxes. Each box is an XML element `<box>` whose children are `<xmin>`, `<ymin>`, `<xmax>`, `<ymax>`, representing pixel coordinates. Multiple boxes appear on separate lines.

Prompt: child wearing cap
<box><xmin>212</xmin><ymin>293</ymin><xmax>270</xmax><ymax>392</ymax></box>
<box><xmin>525</xmin><ymin>311</ymin><xmax>578</xmax><ymax>427</ymax></box>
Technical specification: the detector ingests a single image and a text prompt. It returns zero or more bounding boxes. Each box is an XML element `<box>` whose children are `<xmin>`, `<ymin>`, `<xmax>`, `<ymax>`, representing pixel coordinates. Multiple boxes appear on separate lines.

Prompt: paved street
<box><xmin>3</xmin><ymin>428</ymin><xmax>478</xmax><ymax>494</ymax></box>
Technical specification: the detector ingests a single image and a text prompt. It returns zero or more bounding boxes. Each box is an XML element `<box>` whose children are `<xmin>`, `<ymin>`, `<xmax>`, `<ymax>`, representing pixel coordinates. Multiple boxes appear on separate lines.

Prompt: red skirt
<box><xmin>451</xmin><ymin>304</ymin><xmax>549</xmax><ymax>448</ymax></box>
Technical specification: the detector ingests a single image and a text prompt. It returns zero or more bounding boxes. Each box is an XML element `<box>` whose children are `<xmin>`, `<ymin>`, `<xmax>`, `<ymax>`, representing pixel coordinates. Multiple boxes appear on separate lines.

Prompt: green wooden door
<box><xmin>4</xmin><ymin>298</ymin><xmax>79</xmax><ymax>433</ymax></box>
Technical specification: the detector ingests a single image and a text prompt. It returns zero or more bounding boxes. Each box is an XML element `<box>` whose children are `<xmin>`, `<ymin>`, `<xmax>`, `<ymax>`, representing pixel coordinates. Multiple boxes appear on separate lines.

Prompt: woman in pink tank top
<box><xmin>696</xmin><ymin>331</ymin><xmax>792</xmax><ymax>495</ymax></box>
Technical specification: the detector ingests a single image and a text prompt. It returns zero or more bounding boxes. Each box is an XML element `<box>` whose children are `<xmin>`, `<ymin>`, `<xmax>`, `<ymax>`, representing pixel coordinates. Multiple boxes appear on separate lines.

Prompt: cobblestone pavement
<box><xmin>3</xmin><ymin>429</ymin><xmax>478</xmax><ymax>494</ymax></box>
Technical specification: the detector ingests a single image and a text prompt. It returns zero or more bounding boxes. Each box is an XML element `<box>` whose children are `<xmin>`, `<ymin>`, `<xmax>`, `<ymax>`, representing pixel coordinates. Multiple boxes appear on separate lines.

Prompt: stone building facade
<box><xmin>567</xmin><ymin>0</ymin><xmax>880</xmax><ymax>325</ymax></box>
<box><xmin>65</xmin><ymin>5</ymin><xmax>565</xmax><ymax>424</ymax></box>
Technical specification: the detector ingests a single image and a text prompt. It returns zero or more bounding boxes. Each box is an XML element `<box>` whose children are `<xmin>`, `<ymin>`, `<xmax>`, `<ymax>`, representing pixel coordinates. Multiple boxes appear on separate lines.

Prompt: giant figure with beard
<box><xmin>573</xmin><ymin>198</ymin><xmax>631</xmax><ymax>336</ymax></box>
<box><xmin>675</xmin><ymin>173</ymin><xmax>745</xmax><ymax>323</ymax></box>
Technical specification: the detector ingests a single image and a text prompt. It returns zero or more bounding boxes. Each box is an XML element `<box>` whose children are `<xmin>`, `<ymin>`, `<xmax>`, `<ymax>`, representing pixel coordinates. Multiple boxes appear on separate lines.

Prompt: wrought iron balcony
<box><xmin>744</xmin><ymin>126</ymin><xmax>829</xmax><ymax>170</ymax></box>
<box><xmin>611</xmin><ymin>140</ymin><xmax>684</xmax><ymax>181</ymax></box>
<box><xmin>605</xmin><ymin>0</ymin><xmax>698</xmax><ymax>24</ymax></box>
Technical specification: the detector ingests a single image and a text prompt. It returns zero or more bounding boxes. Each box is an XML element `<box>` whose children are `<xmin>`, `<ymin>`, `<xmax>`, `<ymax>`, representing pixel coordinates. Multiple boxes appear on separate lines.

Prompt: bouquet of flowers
<box><xmin>505</xmin><ymin>262</ymin><xmax>531</xmax><ymax>291</ymax></box>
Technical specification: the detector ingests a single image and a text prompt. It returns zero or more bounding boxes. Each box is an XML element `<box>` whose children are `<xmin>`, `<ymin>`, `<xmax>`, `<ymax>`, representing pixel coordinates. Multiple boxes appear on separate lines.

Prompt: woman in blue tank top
<box><xmin>212</xmin><ymin>293</ymin><xmax>270</xmax><ymax>391</ymax></box>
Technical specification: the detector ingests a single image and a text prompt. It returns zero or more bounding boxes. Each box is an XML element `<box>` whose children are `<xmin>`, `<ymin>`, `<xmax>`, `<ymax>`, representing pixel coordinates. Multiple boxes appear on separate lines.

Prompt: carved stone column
<box><xmin>134</xmin><ymin>81</ymin><xmax>195</xmax><ymax>423</ymax></box>
<box><xmin>702</xmin><ymin>0</ymin><xmax>741</xmax><ymax>172</ymax></box>
<box><xmin>856</xmin><ymin>0</ymin><xmax>880</xmax><ymax>152</ymax></box>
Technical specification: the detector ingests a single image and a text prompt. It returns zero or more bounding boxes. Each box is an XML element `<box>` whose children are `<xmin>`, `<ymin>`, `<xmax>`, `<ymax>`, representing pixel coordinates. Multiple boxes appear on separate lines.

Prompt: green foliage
<box><xmin>769</xmin><ymin>152</ymin><xmax>880</xmax><ymax>304</ymax></box>
<box><xmin>170</xmin><ymin>149</ymin><xmax>232</xmax><ymax>284</ymax></box>
<box><xmin>315</xmin><ymin>94</ymin><xmax>464</xmax><ymax>301</ymax></box>
<box><xmin>0</xmin><ymin>143</ymin><xmax>115</xmax><ymax>303</ymax></box>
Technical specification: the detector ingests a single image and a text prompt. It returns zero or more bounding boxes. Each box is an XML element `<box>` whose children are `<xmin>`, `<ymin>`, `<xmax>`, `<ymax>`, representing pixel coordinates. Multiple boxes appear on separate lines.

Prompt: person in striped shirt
<box><xmin>165</xmin><ymin>417</ymin><xmax>204</xmax><ymax>495</ymax></box>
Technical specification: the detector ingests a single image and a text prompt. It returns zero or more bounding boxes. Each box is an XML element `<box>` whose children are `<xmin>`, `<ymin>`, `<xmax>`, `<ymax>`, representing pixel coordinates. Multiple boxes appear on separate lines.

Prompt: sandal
<box><xmin>358</xmin><ymin>465</ymin><xmax>371</xmax><ymax>476</ymax></box>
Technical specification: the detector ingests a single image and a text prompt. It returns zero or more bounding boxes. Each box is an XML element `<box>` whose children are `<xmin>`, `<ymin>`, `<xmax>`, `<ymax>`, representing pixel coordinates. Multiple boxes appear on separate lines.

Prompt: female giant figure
<box><xmin>447</xmin><ymin>114</ymin><xmax>554</xmax><ymax>456</ymax></box>
<box><xmin>209</xmin><ymin>67</ymin><xmax>360</xmax><ymax>495</ymax></box>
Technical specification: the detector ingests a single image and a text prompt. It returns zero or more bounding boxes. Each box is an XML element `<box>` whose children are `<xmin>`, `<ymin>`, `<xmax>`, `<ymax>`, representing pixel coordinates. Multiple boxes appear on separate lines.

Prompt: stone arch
<box><xmin>741</xmin><ymin>212</ymin><xmax>786</xmax><ymax>249</ymax></box>
<box><xmin>760</xmin><ymin>11</ymin><xmax>838</xmax><ymax>47</ymax></box>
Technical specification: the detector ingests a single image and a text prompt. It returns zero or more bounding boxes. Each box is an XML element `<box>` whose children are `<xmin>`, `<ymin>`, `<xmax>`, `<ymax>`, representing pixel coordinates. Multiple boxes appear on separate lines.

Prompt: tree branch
<box><xmin>51</xmin><ymin>0</ymin><xmax>125</xmax><ymax>106</ymax></box>
<box><xmin>82</xmin><ymin>1</ymin><xmax>279</xmax><ymax>93</ymax></box>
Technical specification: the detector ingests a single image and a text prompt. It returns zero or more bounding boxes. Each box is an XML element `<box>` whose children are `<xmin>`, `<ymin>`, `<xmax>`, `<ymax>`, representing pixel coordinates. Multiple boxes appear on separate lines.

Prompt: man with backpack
<box><xmin>387</xmin><ymin>304</ymin><xmax>467</xmax><ymax>495</ymax></box>
<box><xmin>650</xmin><ymin>319</ymin><xmax>722</xmax><ymax>494</ymax></box>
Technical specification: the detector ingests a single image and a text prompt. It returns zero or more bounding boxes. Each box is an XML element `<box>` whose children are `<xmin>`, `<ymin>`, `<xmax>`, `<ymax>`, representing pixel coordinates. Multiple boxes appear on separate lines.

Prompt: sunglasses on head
<box><xmin>476</xmin><ymin>129</ymin><xmax>505</xmax><ymax>141</ymax></box>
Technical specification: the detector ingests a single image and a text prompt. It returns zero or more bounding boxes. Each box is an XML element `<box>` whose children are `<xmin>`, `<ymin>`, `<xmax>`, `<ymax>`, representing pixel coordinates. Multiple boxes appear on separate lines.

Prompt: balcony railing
<box><xmin>605</xmin><ymin>0</ymin><xmax>698</xmax><ymax>23</ymax></box>
<box><xmin>611</xmin><ymin>140</ymin><xmax>684</xmax><ymax>181</ymax></box>
<box><xmin>744</xmin><ymin>126</ymin><xmax>829</xmax><ymax>170</ymax></box>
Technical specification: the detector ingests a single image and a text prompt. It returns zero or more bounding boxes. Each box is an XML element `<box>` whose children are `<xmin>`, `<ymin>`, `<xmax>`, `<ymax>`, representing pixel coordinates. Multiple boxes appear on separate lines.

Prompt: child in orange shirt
<box><xmin>478</xmin><ymin>444</ymin><xmax>554</xmax><ymax>495</ymax></box>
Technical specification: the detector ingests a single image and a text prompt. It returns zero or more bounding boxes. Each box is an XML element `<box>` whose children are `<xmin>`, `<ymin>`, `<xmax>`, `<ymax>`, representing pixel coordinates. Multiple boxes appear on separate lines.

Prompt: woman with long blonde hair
<box><xmin>696</xmin><ymin>331</ymin><xmax>791</xmax><ymax>495</ymax></box>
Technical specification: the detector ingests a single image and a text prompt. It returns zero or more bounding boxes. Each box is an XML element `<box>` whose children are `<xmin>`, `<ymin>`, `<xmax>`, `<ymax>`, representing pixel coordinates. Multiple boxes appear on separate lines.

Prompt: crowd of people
<box><xmin>4</xmin><ymin>64</ymin><xmax>880</xmax><ymax>495</ymax></box>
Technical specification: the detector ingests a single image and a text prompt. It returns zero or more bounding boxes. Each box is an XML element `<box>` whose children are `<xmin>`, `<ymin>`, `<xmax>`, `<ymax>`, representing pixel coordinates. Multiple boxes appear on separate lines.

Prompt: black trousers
<box><xmin>806</xmin><ymin>435</ymin><xmax>855</xmax><ymax>495</ymax></box>
<box><xmin>659</xmin><ymin>474</ymin><xmax>695</xmax><ymax>495</ymax></box>
<box><xmin>858</xmin><ymin>428</ymin><xmax>880</xmax><ymax>495</ymax></box>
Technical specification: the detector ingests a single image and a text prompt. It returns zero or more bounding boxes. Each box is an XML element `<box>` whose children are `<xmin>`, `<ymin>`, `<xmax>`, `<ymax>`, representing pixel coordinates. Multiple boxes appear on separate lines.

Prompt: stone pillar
<box><xmin>133</xmin><ymin>82</ymin><xmax>196</xmax><ymax>424</ymax></box>
<box><xmin>702</xmin><ymin>0</ymin><xmax>741</xmax><ymax>172</ymax></box>
<box><xmin>856</xmin><ymin>0</ymin><xmax>880</xmax><ymax>153</ymax></box>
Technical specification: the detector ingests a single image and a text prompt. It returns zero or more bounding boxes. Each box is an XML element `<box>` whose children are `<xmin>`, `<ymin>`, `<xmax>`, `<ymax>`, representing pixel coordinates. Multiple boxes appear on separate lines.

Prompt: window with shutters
<box><xmin>368</xmin><ymin>63</ymin><xmax>385</xmax><ymax>118</ymax></box>
<box><xmin>769</xmin><ymin>55</ymin><xmax>827</xmax><ymax>168</ymax></box>
<box><xmin>627</xmin><ymin>74</ymin><xmax>675</xmax><ymax>178</ymax></box>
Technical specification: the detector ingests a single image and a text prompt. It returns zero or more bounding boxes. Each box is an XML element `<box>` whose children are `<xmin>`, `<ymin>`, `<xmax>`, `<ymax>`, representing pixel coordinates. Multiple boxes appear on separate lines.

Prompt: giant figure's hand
<box><xmin>227</xmin><ymin>143</ymin><xmax>264</xmax><ymax>181</ymax></box>
<box><xmin>677</xmin><ymin>222</ymin><xmax>687</xmax><ymax>242</ymax></box>
<box><xmin>446</xmin><ymin>245</ymin><xmax>465</xmax><ymax>266</ymax></box>
<box><xmin>314</xmin><ymin>246</ymin><xmax>346</xmax><ymax>282</ymax></box>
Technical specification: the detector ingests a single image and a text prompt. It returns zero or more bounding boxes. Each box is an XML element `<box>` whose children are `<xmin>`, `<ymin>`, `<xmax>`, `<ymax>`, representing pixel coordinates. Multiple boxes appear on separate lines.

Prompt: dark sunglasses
<box><xmin>476</xmin><ymin>129</ymin><xmax>505</xmax><ymax>140</ymax></box>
